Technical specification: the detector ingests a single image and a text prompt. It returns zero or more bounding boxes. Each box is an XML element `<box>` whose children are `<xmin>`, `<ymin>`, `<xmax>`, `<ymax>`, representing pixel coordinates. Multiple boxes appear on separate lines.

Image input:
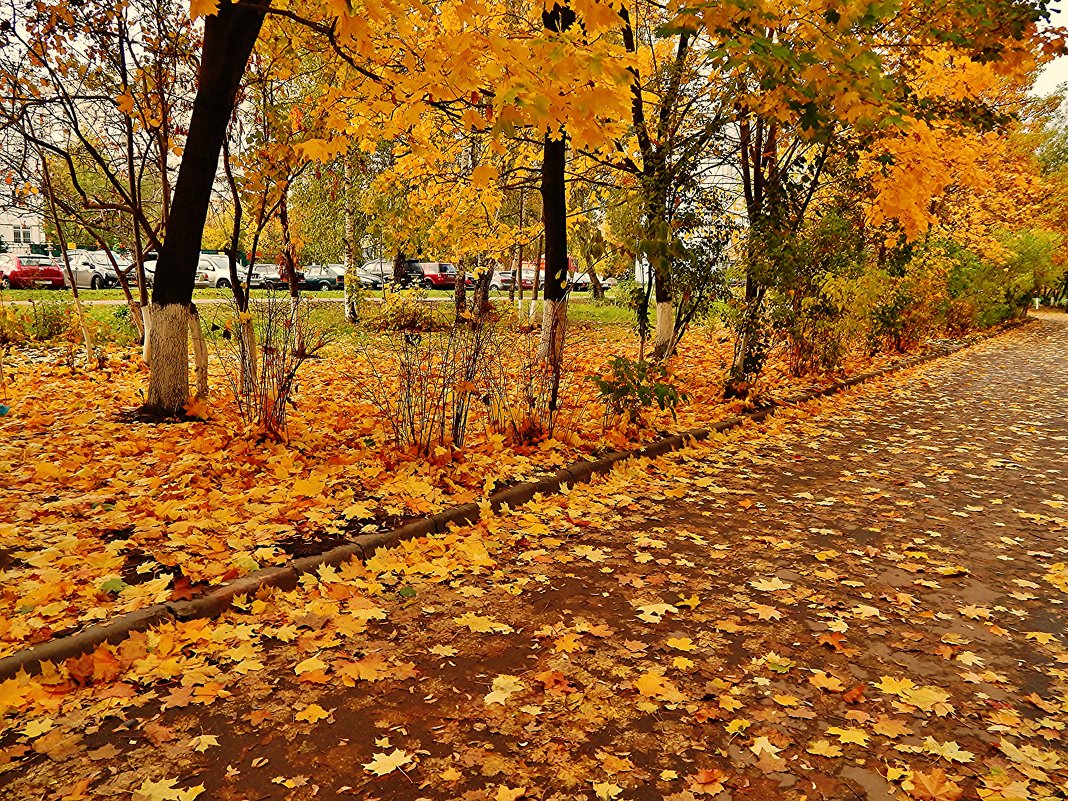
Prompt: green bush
<box><xmin>608</xmin><ymin>279</ymin><xmax>647</xmax><ymax>311</ymax></box>
<box><xmin>0</xmin><ymin>292</ymin><xmax>73</xmax><ymax>343</ymax></box>
<box><xmin>592</xmin><ymin>356</ymin><xmax>686</xmax><ymax>423</ymax></box>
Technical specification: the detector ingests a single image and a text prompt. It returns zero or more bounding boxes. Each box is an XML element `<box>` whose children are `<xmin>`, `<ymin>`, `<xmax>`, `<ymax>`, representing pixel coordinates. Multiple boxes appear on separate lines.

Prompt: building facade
<box><xmin>0</xmin><ymin>208</ymin><xmax>44</xmax><ymax>253</ymax></box>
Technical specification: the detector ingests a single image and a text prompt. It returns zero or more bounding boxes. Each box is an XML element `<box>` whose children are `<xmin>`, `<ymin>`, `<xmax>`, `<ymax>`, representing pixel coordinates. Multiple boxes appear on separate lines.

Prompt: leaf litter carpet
<box><xmin>2</xmin><ymin>316</ymin><xmax>1067</xmax><ymax>801</ymax></box>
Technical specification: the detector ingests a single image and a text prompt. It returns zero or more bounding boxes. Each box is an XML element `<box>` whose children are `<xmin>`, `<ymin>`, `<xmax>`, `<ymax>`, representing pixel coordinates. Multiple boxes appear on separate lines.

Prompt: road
<box><xmin>3</xmin><ymin>314</ymin><xmax>1066</xmax><ymax>800</ymax></box>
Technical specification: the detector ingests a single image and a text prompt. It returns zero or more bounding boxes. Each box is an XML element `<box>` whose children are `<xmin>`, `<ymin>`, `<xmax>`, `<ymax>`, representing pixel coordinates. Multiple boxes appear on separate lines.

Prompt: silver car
<box><xmin>195</xmin><ymin>254</ymin><xmax>259</xmax><ymax>289</ymax></box>
<box><xmin>64</xmin><ymin>250</ymin><xmax>119</xmax><ymax>290</ymax></box>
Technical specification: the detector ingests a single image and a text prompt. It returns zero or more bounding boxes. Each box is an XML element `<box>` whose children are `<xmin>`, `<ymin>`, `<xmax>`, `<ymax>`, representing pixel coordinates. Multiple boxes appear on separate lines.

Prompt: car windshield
<box><xmin>441</xmin><ymin>263</ymin><xmax>456</xmax><ymax>274</ymax></box>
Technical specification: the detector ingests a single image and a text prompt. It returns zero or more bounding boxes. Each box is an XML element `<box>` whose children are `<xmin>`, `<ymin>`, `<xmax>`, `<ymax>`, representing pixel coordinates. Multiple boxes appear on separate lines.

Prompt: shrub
<box><xmin>592</xmin><ymin>356</ymin><xmax>686</xmax><ymax>425</ymax></box>
<box><xmin>351</xmin><ymin>321</ymin><xmax>497</xmax><ymax>454</ymax></box>
<box><xmin>0</xmin><ymin>305</ymin><xmax>26</xmax><ymax>345</ymax></box>
<box><xmin>23</xmin><ymin>292</ymin><xmax>73</xmax><ymax>340</ymax></box>
<box><xmin>364</xmin><ymin>288</ymin><xmax>442</xmax><ymax>332</ymax></box>
<box><xmin>608</xmin><ymin>279</ymin><xmax>646</xmax><ymax>312</ymax></box>
<box><xmin>213</xmin><ymin>295</ymin><xmax>334</xmax><ymax>440</ymax></box>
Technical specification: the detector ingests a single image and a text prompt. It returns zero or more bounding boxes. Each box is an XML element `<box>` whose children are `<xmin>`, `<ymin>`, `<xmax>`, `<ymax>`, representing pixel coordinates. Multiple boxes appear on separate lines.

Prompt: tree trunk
<box><xmin>147</xmin><ymin>0</ymin><xmax>269</xmax><ymax>414</ymax></box>
<box><xmin>141</xmin><ymin>304</ymin><xmax>153</xmax><ymax>364</ymax></box>
<box><xmin>342</xmin><ymin>154</ymin><xmax>359</xmax><ymax>323</ymax></box>
<box><xmin>538</xmin><ymin>128</ymin><xmax>569</xmax><ymax>406</ymax></box>
<box><xmin>726</xmin><ymin>275</ymin><xmax>765</xmax><ymax>398</ymax></box>
<box><xmin>146</xmin><ymin>303</ymin><xmax>191</xmax><ymax>412</ymax></box>
<box><xmin>392</xmin><ymin>250</ymin><xmax>406</xmax><ymax>286</ymax></box>
<box><xmin>189</xmin><ymin>304</ymin><xmax>209</xmax><ymax>398</ymax></box>
<box><xmin>651</xmin><ymin>262</ymin><xmax>674</xmax><ymax>359</ymax></box>
<box><xmin>279</xmin><ymin>192</ymin><xmax>304</xmax><ymax>356</ymax></box>
<box><xmin>589</xmin><ymin>264</ymin><xmax>605</xmax><ymax>300</ymax></box>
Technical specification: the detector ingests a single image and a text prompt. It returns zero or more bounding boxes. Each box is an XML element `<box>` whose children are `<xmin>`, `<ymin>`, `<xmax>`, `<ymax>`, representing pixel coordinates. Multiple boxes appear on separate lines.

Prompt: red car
<box><xmin>0</xmin><ymin>253</ymin><xmax>65</xmax><ymax>289</ymax></box>
<box><xmin>400</xmin><ymin>261</ymin><xmax>457</xmax><ymax>290</ymax></box>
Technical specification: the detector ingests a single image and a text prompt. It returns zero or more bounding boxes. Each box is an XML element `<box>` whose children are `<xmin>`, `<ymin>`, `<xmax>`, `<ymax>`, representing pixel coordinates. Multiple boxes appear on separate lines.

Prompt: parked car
<box><xmin>599</xmin><ymin>276</ymin><xmax>618</xmax><ymax>290</ymax></box>
<box><xmin>363</xmin><ymin>258</ymin><xmax>457</xmax><ymax>289</ymax></box>
<box><xmin>360</xmin><ymin>257</ymin><xmax>394</xmax><ymax>283</ymax></box>
<box><xmin>499</xmin><ymin>268</ymin><xmax>535</xmax><ymax>292</ymax></box>
<box><xmin>400</xmin><ymin>261</ymin><xmax>457</xmax><ymax>290</ymax></box>
<box><xmin>357</xmin><ymin>269</ymin><xmax>384</xmax><ymax>290</ymax></box>
<box><xmin>195</xmin><ymin>254</ymin><xmax>259</xmax><ymax>289</ymax></box>
<box><xmin>569</xmin><ymin>272</ymin><xmax>592</xmax><ymax>292</ymax></box>
<box><xmin>0</xmin><ymin>253</ymin><xmax>65</xmax><ymax>289</ymax></box>
<box><xmin>463</xmin><ymin>269</ymin><xmax>506</xmax><ymax>291</ymax></box>
<box><xmin>65</xmin><ymin>250</ymin><xmax>119</xmax><ymax>289</ymax></box>
<box><xmin>257</xmin><ymin>263</ymin><xmax>305</xmax><ymax>290</ymax></box>
<box><xmin>304</xmin><ymin>264</ymin><xmax>345</xmax><ymax>291</ymax></box>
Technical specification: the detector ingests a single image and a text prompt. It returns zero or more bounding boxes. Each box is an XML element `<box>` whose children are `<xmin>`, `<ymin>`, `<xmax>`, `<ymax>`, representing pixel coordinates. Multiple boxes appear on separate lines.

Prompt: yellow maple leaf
<box><xmin>666</xmin><ymin>637</ymin><xmax>696</xmax><ymax>652</ymax></box>
<box><xmin>826</xmin><ymin>726</ymin><xmax>869</xmax><ymax>746</ymax></box>
<box><xmin>484</xmin><ymin>674</ymin><xmax>524</xmax><ymax>706</ymax></box>
<box><xmin>875</xmin><ymin>675</ymin><xmax>916</xmax><ymax>696</ymax></box>
<box><xmin>189</xmin><ymin>734</ymin><xmax>219</xmax><ymax>752</ymax></box>
<box><xmin>809</xmin><ymin>671</ymin><xmax>845</xmax><ymax>692</ymax></box>
<box><xmin>806</xmin><ymin>739</ymin><xmax>843</xmax><ymax>758</ymax></box>
<box><xmin>362</xmin><ymin>748</ymin><xmax>412</xmax><ymax>776</ymax></box>
<box><xmin>633</xmin><ymin>671</ymin><xmax>686</xmax><ymax>702</ymax></box>
<box><xmin>293</xmin><ymin>655</ymin><xmax>328</xmax><ymax>675</ymax></box>
<box><xmin>725</xmin><ymin>718</ymin><xmax>751</xmax><ymax>735</ymax></box>
<box><xmin>291</xmin><ymin>474</ymin><xmax>326</xmax><ymax>497</ymax></box>
<box><xmin>295</xmin><ymin>704</ymin><xmax>330</xmax><ymax>724</ymax></box>
<box><xmin>188</xmin><ymin>0</ymin><xmax>219</xmax><ymax>20</ymax></box>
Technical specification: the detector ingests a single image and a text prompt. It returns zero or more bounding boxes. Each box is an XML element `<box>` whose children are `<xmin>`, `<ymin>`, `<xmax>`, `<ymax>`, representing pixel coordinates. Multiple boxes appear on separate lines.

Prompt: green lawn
<box><xmin>1</xmin><ymin>285</ymin><xmax>638</xmax><ymax>348</ymax></box>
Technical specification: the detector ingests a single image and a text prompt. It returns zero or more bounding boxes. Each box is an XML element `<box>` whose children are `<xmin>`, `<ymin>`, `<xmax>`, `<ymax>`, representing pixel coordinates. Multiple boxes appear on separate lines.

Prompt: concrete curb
<box><xmin>0</xmin><ymin>319</ymin><xmax>1032</xmax><ymax>681</ymax></box>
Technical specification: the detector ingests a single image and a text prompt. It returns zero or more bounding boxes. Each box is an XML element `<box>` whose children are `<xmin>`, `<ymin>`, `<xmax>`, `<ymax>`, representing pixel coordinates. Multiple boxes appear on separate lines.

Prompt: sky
<box><xmin>1032</xmin><ymin>6</ymin><xmax>1068</xmax><ymax>97</ymax></box>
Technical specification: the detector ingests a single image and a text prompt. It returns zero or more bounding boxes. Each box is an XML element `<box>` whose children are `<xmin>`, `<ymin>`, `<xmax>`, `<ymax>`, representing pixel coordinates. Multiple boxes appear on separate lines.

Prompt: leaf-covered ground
<box><xmin>0</xmin><ymin>319</ymin><xmax>908</xmax><ymax>658</ymax></box>
<box><xmin>1</xmin><ymin>315</ymin><xmax>1065</xmax><ymax>800</ymax></box>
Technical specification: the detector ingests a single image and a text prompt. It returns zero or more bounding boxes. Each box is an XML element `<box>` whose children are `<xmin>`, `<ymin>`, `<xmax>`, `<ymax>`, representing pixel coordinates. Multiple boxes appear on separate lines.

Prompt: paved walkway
<box><xmin>2</xmin><ymin>316</ymin><xmax>1066</xmax><ymax>801</ymax></box>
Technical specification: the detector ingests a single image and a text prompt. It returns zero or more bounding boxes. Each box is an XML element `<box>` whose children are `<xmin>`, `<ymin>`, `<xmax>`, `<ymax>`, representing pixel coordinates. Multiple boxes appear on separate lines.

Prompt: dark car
<box><xmin>400</xmin><ymin>261</ymin><xmax>456</xmax><ymax>290</ymax></box>
<box><xmin>0</xmin><ymin>253</ymin><xmax>65</xmax><ymax>289</ymax></box>
<box><xmin>259</xmin><ymin>264</ymin><xmax>306</xmax><ymax>290</ymax></box>
<box><xmin>357</xmin><ymin>270</ymin><xmax>384</xmax><ymax>290</ymax></box>
<box><xmin>304</xmin><ymin>264</ymin><xmax>345</xmax><ymax>291</ymax></box>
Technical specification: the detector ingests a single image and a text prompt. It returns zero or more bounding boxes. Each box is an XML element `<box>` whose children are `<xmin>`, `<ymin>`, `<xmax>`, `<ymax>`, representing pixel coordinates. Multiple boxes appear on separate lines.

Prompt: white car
<box><xmin>195</xmin><ymin>254</ymin><xmax>259</xmax><ymax>289</ymax></box>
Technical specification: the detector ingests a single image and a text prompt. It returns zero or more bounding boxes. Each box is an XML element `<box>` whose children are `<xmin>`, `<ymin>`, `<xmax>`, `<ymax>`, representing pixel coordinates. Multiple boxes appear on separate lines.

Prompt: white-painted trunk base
<box><xmin>538</xmin><ymin>299</ymin><xmax>567</xmax><ymax>362</ymax></box>
<box><xmin>145</xmin><ymin>303</ymin><xmax>191</xmax><ymax>414</ymax></box>
<box><xmin>290</xmin><ymin>295</ymin><xmax>304</xmax><ymax>355</ymax></box>
<box><xmin>653</xmin><ymin>301</ymin><xmax>674</xmax><ymax>358</ymax></box>
<box><xmin>189</xmin><ymin>305</ymin><xmax>209</xmax><ymax>399</ymax></box>
<box><xmin>141</xmin><ymin>304</ymin><xmax>153</xmax><ymax>364</ymax></box>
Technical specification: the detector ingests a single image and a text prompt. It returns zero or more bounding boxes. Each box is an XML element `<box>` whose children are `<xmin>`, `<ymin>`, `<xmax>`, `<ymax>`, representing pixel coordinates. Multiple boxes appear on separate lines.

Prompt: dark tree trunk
<box><xmin>146</xmin><ymin>0</ymin><xmax>269</xmax><ymax>414</ymax></box>
<box><xmin>540</xmin><ymin>132</ymin><xmax>568</xmax><ymax>306</ymax></box>
<box><xmin>537</xmin><ymin>1</ymin><xmax>573</xmax><ymax>408</ymax></box>
<box><xmin>454</xmin><ymin>261</ymin><xmax>467</xmax><ymax>323</ymax></box>
<box><xmin>392</xmin><ymin>250</ymin><xmax>406</xmax><ymax>286</ymax></box>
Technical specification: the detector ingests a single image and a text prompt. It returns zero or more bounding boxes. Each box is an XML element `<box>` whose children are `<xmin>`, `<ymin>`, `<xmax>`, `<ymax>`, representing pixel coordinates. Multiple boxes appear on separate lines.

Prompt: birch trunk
<box><xmin>189</xmin><ymin>304</ymin><xmax>209</xmax><ymax>399</ymax></box>
<box><xmin>141</xmin><ymin>303</ymin><xmax>153</xmax><ymax>364</ymax></box>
